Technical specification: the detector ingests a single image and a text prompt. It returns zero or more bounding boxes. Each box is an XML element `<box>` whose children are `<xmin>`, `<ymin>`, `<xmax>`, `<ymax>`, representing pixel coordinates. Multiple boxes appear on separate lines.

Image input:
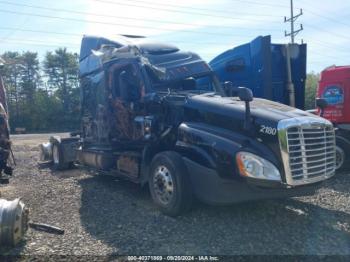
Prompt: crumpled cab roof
<box><xmin>79</xmin><ymin>36</ymin><xmax>210</xmax><ymax>81</ymax></box>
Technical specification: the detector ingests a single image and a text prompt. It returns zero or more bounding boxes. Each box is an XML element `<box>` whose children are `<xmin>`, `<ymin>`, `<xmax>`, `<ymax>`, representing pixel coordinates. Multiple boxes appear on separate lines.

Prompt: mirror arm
<box><xmin>244</xmin><ymin>101</ymin><xmax>252</xmax><ymax>131</ymax></box>
<box><xmin>320</xmin><ymin>108</ymin><xmax>325</xmax><ymax>117</ymax></box>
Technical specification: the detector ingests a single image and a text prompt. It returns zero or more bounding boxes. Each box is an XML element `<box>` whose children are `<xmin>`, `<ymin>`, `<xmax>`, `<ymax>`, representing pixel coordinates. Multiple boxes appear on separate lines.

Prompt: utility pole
<box><xmin>284</xmin><ymin>0</ymin><xmax>303</xmax><ymax>43</ymax></box>
<box><xmin>284</xmin><ymin>0</ymin><xmax>303</xmax><ymax>107</ymax></box>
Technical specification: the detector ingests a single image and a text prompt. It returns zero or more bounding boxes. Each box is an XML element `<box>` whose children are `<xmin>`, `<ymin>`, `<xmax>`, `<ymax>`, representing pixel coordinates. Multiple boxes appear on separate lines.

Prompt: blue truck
<box><xmin>210</xmin><ymin>35</ymin><xmax>307</xmax><ymax>109</ymax></box>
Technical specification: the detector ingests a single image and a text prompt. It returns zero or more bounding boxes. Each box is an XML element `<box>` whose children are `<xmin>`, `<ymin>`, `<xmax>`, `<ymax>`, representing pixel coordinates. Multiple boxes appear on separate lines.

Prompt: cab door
<box><xmin>108</xmin><ymin>62</ymin><xmax>146</xmax><ymax>143</ymax></box>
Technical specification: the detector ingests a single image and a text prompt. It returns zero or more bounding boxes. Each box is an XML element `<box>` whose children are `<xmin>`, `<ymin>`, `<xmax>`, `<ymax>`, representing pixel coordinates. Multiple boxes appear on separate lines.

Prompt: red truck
<box><xmin>317</xmin><ymin>65</ymin><xmax>350</xmax><ymax>171</ymax></box>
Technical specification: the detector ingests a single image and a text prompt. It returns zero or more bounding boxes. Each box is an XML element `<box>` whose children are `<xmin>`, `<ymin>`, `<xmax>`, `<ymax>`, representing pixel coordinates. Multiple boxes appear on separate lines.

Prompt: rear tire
<box><xmin>52</xmin><ymin>143</ymin><xmax>69</xmax><ymax>170</ymax></box>
<box><xmin>149</xmin><ymin>151</ymin><xmax>193</xmax><ymax>217</ymax></box>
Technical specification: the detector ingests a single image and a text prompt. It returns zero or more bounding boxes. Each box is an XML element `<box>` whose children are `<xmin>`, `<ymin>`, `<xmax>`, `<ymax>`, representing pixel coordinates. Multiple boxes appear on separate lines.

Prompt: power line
<box><xmin>305</xmin><ymin>23</ymin><xmax>350</xmax><ymax>41</ymax></box>
<box><xmin>0</xmin><ymin>8</ymin><xmax>279</xmax><ymax>38</ymax></box>
<box><xmin>90</xmin><ymin>0</ymin><xmax>350</xmax><ymax>41</ymax></box>
<box><xmin>0</xmin><ymin>39</ymin><xmax>79</xmax><ymax>49</ymax></box>
<box><xmin>91</xmin><ymin>0</ymin><xmax>282</xmax><ymax>23</ymax></box>
<box><xmin>0</xmin><ymin>27</ymin><xmax>285</xmax><ymax>48</ymax></box>
<box><xmin>130</xmin><ymin>0</ymin><xmax>290</xmax><ymax>9</ymax></box>
<box><xmin>308</xmin><ymin>50</ymin><xmax>340</xmax><ymax>61</ymax></box>
<box><xmin>0</xmin><ymin>35</ymin><xmax>243</xmax><ymax>47</ymax></box>
<box><xmin>0</xmin><ymin>1</ymin><xmax>282</xmax><ymax>32</ymax></box>
<box><xmin>0</xmin><ymin>26</ymin><xmax>262</xmax><ymax>46</ymax></box>
<box><xmin>4</xmin><ymin>0</ymin><xmax>349</xmax><ymax>43</ymax></box>
<box><xmin>0</xmin><ymin>9</ymin><xmax>241</xmax><ymax>36</ymax></box>
<box><xmin>308</xmin><ymin>40</ymin><xmax>350</xmax><ymax>53</ymax></box>
<box><xmin>306</xmin><ymin>9</ymin><xmax>350</xmax><ymax>28</ymax></box>
<box><xmin>1</xmin><ymin>1</ymin><xmax>348</xmax><ymax>60</ymax></box>
<box><xmin>108</xmin><ymin>0</ymin><xmax>283</xmax><ymax>17</ymax></box>
<box><xmin>296</xmin><ymin>0</ymin><xmax>350</xmax><ymax>28</ymax></box>
<box><xmin>0</xmin><ymin>26</ymin><xmax>82</xmax><ymax>37</ymax></box>
<box><xmin>229</xmin><ymin>0</ymin><xmax>290</xmax><ymax>8</ymax></box>
<box><xmin>0</xmin><ymin>37</ymin><xmax>80</xmax><ymax>47</ymax></box>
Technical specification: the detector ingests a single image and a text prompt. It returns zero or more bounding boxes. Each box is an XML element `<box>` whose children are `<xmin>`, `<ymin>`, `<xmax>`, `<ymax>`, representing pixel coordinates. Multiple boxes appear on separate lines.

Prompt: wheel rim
<box><xmin>335</xmin><ymin>145</ymin><xmax>345</xmax><ymax>170</ymax></box>
<box><xmin>153</xmin><ymin>165</ymin><xmax>174</xmax><ymax>205</ymax></box>
<box><xmin>52</xmin><ymin>145</ymin><xmax>59</xmax><ymax>165</ymax></box>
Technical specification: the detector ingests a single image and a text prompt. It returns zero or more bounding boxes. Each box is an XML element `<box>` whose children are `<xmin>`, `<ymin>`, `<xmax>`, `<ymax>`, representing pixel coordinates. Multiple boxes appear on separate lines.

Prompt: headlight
<box><xmin>236</xmin><ymin>151</ymin><xmax>281</xmax><ymax>181</ymax></box>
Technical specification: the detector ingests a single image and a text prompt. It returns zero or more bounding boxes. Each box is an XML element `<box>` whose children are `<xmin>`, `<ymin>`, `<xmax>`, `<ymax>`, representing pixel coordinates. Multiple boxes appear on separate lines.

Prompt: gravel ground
<box><xmin>0</xmin><ymin>133</ymin><xmax>349</xmax><ymax>256</ymax></box>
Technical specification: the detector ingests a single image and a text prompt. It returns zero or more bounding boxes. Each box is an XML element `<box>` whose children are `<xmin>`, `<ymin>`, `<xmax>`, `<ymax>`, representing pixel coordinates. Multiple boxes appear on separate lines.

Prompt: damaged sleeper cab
<box><xmin>40</xmin><ymin>36</ymin><xmax>336</xmax><ymax>216</ymax></box>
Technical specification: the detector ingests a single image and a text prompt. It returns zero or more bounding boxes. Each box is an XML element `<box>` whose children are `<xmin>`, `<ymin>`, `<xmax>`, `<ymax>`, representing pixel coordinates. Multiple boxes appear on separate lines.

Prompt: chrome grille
<box><xmin>278</xmin><ymin>117</ymin><xmax>336</xmax><ymax>186</ymax></box>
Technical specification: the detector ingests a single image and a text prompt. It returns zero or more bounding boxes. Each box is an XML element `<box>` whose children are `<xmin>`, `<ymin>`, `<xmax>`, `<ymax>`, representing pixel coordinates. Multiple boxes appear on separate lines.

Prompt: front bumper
<box><xmin>183</xmin><ymin>158</ymin><xmax>322</xmax><ymax>205</ymax></box>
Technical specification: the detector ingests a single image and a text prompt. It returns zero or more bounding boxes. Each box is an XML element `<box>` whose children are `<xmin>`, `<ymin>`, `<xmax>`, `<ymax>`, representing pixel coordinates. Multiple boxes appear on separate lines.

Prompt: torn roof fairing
<box><xmin>79</xmin><ymin>36</ymin><xmax>212</xmax><ymax>81</ymax></box>
<box><xmin>79</xmin><ymin>43</ymin><xmax>166</xmax><ymax>77</ymax></box>
<box><xmin>137</xmin><ymin>43</ymin><xmax>179</xmax><ymax>55</ymax></box>
<box><xmin>79</xmin><ymin>35</ymin><xmax>133</xmax><ymax>61</ymax></box>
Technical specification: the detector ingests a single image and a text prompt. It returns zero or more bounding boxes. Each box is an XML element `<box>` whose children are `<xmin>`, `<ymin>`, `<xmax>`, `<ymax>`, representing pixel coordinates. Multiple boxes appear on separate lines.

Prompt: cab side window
<box><xmin>112</xmin><ymin>64</ymin><xmax>144</xmax><ymax>103</ymax></box>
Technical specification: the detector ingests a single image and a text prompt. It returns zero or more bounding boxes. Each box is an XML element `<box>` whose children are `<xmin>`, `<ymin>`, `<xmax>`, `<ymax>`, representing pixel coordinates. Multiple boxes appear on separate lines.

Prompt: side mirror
<box><xmin>316</xmin><ymin>98</ymin><xmax>327</xmax><ymax>109</ymax></box>
<box><xmin>223</xmin><ymin>81</ymin><xmax>233</xmax><ymax>96</ymax></box>
<box><xmin>237</xmin><ymin>87</ymin><xmax>253</xmax><ymax>102</ymax></box>
<box><xmin>315</xmin><ymin>98</ymin><xmax>328</xmax><ymax>117</ymax></box>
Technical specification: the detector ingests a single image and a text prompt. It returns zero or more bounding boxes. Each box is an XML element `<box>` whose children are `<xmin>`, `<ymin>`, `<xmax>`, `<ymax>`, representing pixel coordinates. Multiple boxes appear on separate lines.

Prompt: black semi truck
<box><xmin>40</xmin><ymin>36</ymin><xmax>336</xmax><ymax>216</ymax></box>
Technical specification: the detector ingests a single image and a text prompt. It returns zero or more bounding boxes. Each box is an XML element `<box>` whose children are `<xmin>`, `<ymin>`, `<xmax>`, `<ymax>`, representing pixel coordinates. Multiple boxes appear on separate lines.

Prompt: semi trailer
<box><xmin>40</xmin><ymin>36</ymin><xmax>336</xmax><ymax>216</ymax></box>
<box><xmin>210</xmin><ymin>35</ymin><xmax>307</xmax><ymax>109</ymax></box>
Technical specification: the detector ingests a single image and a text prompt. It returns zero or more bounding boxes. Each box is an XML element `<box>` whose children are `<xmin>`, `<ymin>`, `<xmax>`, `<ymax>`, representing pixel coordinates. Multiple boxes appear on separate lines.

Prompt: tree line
<box><xmin>0</xmin><ymin>48</ymin><xmax>80</xmax><ymax>133</ymax></box>
<box><xmin>304</xmin><ymin>71</ymin><xmax>320</xmax><ymax>110</ymax></box>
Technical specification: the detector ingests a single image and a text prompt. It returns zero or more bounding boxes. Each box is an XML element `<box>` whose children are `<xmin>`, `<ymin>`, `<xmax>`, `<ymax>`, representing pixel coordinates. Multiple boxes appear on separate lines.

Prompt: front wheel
<box><xmin>335</xmin><ymin>136</ymin><xmax>350</xmax><ymax>172</ymax></box>
<box><xmin>149</xmin><ymin>151</ymin><xmax>193</xmax><ymax>216</ymax></box>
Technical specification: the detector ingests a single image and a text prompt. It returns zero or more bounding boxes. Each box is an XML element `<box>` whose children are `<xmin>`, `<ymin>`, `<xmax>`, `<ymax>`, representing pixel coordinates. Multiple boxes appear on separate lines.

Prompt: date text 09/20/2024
<box><xmin>127</xmin><ymin>256</ymin><xmax>219</xmax><ymax>261</ymax></box>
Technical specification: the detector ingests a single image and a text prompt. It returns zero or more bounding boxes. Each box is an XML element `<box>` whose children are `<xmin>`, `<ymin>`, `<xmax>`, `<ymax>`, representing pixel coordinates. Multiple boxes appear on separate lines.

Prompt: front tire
<box><xmin>335</xmin><ymin>137</ymin><xmax>350</xmax><ymax>172</ymax></box>
<box><xmin>149</xmin><ymin>151</ymin><xmax>193</xmax><ymax>216</ymax></box>
<box><xmin>335</xmin><ymin>138</ymin><xmax>350</xmax><ymax>172</ymax></box>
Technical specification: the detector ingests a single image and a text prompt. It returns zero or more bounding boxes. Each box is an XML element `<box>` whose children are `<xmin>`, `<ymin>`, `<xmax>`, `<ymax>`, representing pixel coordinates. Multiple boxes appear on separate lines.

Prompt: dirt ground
<box><xmin>0</xmin><ymin>133</ymin><xmax>350</xmax><ymax>257</ymax></box>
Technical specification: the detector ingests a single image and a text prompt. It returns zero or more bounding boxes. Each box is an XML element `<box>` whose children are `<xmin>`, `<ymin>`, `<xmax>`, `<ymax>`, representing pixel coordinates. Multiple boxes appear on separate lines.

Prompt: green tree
<box><xmin>43</xmin><ymin>48</ymin><xmax>80</xmax><ymax>130</ymax></box>
<box><xmin>305</xmin><ymin>72</ymin><xmax>320</xmax><ymax>110</ymax></box>
<box><xmin>1</xmin><ymin>52</ymin><xmax>22</xmax><ymax>124</ymax></box>
<box><xmin>19</xmin><ymin>52</ymin><xmax>40</xmax><ymax>103</ymax></box>
<box><xmin>43</xmin><ymin>48</ymin><xmax>79</xmax><ymax>110</ymax></box>
<box><xmin>18</xmin><ymin>52</ymin><xmax>41</xmax><ymax>130</ymax></box>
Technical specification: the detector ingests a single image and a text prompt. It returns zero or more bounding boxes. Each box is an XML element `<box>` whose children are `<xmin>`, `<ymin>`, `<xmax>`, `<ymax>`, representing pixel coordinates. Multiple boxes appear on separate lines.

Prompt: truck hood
<box><xmin>185</xmin><ymin>94</ymin><xmax>315</xmax><ymax>124</ymax></box>
<box><xmin>183</xmin><ymin>94</ymin><xmax>321</xmax><ymax>165</ymax></box>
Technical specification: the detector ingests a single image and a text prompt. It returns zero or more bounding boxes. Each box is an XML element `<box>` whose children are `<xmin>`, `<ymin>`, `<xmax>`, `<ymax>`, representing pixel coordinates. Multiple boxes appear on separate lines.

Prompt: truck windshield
<box><xmin>150</xmin><ymin>73</ymin><xmax>224</xmax><ymax>95</ymax></box>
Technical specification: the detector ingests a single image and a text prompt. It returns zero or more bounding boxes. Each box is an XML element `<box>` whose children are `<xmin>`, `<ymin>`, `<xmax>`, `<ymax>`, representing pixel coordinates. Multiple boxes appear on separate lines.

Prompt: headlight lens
<box><xmin>236</xmin><ymin>151</ymin><xmax>281</xmax><ymax>181</ymax></box>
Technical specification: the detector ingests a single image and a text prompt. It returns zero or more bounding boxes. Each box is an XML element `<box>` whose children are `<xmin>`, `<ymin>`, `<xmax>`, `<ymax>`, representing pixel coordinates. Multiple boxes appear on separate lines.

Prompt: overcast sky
<box><xmin>0</xmin><ymin>0</ymin><xmax>349</xmax><ymax>72</ymax></box>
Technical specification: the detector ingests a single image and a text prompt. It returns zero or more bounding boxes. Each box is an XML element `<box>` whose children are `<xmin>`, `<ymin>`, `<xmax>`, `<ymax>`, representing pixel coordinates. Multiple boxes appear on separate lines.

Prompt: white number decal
<box><xmin>260</xmin><ymin>125</ymin><xmax>277</xmax><ymax>135</ymax></box>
